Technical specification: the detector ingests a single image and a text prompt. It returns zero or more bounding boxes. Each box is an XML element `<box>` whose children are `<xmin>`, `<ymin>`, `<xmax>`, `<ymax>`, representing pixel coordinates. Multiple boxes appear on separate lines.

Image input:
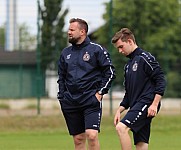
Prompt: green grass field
<box><xmin>0</xmin><ymin>114</ymin><xmax>181</xmax><ymax>150</ymax></box>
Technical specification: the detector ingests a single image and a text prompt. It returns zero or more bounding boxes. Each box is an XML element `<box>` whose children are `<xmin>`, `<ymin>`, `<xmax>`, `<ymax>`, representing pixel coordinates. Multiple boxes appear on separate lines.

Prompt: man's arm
<box><xmin>142</xmin><ymin>52</ymin><xmax>166</xmax><ymax>116</ymax></box>
<box><xmin>57</xmin><ymin>54</ymin><xmax>66</xmax><ymax>100</ymax></box>
<box><xmin>97</xmin><ymin>48</ymin><xmax>116</xmax><ymax>95</ymax></box>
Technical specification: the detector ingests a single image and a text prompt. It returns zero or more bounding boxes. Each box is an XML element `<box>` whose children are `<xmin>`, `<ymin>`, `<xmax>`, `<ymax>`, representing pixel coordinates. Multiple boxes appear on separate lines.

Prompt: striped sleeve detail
<box><xmin>140</xmin><ymin>56</ymin><xmax>154</xmax><ymax>71</ymax></box>
<box><xmin>90</xmin><ymin>42</ymin><xmax>115</xmax><ymax>94</ymax></box>
<box><xmin>90</xmin><ymin>42</ymin><xmax>103</xmax><ymax>50</ymax></box>
<box><xmin>99</xmin><ymin>66</ymin><xmax>115</xmax><ymax>93</ymax></box>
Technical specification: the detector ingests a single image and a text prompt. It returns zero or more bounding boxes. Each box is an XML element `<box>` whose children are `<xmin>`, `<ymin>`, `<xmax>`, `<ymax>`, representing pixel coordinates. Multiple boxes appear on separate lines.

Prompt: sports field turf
<box><xmin>0</xmin><ymin>114</ymin><xmax>180</xmax><ymax>150</ymax></box>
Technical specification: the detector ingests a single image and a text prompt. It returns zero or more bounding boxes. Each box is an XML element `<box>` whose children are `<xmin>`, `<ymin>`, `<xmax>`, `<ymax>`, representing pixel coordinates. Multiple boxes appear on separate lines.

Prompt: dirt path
<box><xmin>0</xmin><ymin>96</ymin><xmax>181</xmax><ymax>116</ymax></box>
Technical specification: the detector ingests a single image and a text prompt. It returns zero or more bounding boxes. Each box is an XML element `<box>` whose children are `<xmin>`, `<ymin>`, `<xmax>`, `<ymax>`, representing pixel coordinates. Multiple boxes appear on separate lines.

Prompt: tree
<box><xmin>19</xmin><ymin>23</ymin><xmax>36</xmax><ymax>50</ymax></box>
<box><xmin>39</xmin><ymin>0</ymin><xmax>68</xmax><ymax>70</ymax></box>
<box><xmin>0</xmin><ymin>24</ymin><xmax>5</xmax><ymax>49</ymax></box>
<box><xmin>0</xmin><ymin>23</ymin><xmax>36</xmax><ymax>51</ymax></box>
<box><xmin>94</xmin><ymin>0</ymin><xmax>181</xmax><ymax>97</ymax></box>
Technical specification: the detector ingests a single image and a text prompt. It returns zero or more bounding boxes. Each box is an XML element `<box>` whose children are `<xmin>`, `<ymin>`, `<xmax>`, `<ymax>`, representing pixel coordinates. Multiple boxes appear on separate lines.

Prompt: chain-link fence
<box><xmin>0</xmin><ymin>0</ymin><xmax>181</xmax><ymax>115</ymax></box>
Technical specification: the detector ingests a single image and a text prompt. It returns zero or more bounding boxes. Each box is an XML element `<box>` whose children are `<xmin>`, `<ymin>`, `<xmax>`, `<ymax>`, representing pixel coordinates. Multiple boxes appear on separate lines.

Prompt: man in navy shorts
<box><xmin>112</xmin><ymin>28</ymin><xmax>166</xmax><ymax>150</ymax></box>
<box><xmin>57</xmin><ymin>18</ymin><xmax>115</xmax><ymax>150</ymax></box>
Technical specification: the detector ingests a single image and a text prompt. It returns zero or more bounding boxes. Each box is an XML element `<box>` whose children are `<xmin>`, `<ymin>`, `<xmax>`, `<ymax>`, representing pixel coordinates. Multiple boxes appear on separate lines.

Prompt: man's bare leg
<box><xmin>86</xmin><ymin>129</ymin><xmax>100</xmax><ymax>150</ymax></box>
<box><xmin>73</xmin><ymin>133</ymin><xmax>86</xmax><ymax>150</ymax></box>
<box><xmin>116</xmin><ymin>122</ymin><xmax>132</xmax><ymax>150</ymax></box>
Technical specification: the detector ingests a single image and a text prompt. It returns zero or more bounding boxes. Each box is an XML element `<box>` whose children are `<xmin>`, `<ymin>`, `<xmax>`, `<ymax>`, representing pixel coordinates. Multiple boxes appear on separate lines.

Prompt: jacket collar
<box><xmin>127</xmin><ymin>47</ymin><xmax>143</xmax><ymax>59</ymax></box>
<box><xmin>72</xmin><ymin>36</ymin><xmax>90</xmax><ymax>49</ymax></box>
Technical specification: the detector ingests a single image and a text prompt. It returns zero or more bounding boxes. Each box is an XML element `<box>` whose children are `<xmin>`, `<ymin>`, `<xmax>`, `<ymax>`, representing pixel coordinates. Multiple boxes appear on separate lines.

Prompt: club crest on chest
<box><xmin>83</xmin><ymin>52</ymin><xmax>90</xmax><ymax>61</ymax></box>
<box><xmin>132</xmin><ymin>61</ymin><xmax>138</xmax><ymax>71</ymax></box>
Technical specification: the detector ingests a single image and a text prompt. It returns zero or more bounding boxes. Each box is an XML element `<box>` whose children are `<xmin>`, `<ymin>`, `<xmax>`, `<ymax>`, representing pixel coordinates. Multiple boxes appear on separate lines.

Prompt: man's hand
<box><xmin>95</xmin><ymin>92</ymin><xmax>103</xmax><ymax>102</ymax></box>
<box><xmin>147</xmin><ymin>94</ymin><xmax>162</xmax><ymax>117</ymax></box>
<box><xmin>114</xmin><ymin>110</ymin><xmax>121</xmax><ymax>126</ymax></box>
<box><xmin>114</xmin><ymin>106</ymin><xmax>125</xmax><ymax>126</ymax></box>
<box><xmin>147</xmin><ymin>104</ymin><xmax>157</xmax><ymax>117</ymax></box>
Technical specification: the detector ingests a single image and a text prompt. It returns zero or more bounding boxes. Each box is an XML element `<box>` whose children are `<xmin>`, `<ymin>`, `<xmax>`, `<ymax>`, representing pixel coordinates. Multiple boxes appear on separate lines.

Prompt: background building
<box><xmin>0</xmin><ymin>51</ymin><xmax>45</xmax><ymax>98</ymax></box>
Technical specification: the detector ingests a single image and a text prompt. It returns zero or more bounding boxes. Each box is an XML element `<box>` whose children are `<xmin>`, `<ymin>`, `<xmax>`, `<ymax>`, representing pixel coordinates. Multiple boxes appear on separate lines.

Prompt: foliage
<box><xmin>19</xmin><ymin>23</ymin><xmax>36</xmax><ymax>50</ymax></box>
<box><xmin>166</xmin><ymin>72</ymin><xmax>181</xmax><ymax>97</ymax></box>
<box><xmin>39</xmin><ymin>0</ymin><xmax>68</xmax><ymax>70</ymax></box>
<box><xmin>0</xmin><ymin>23</ymin><xmax>36</xmax><ymax>51</ymax></box>
<box><xmin>94</xmin><ymin>0</ymin><xmax>181</xmax><ymax>97</ymax></box>
<box><xmin>0</xmin><ymin>25</ymin><xmax>5</xmax><ymax>49</ymax></box>
<box><xmin>0</xmin><ymin>103</ymin><xmax>10</xmax><ymax>109</ymax></box>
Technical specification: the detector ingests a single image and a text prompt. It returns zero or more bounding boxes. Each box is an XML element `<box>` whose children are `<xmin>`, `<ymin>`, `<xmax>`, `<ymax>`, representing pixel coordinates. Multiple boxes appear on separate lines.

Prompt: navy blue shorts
<box><xmin>59</xmin><ymin>95</ymin><xmax>102</xmax><ymax>135</ymax></box>
<box><xmin>121</xmin><ymin>102</ymin><xmax>160</xmax><ymax>145</ymax></box>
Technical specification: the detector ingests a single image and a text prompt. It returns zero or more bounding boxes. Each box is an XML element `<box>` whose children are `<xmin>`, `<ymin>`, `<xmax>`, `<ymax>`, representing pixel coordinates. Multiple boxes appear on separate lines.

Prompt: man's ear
<box><xmin>128</xmin><ymin>39</ymin><xmax>133</xmax><ymax>45</ymax></box>
<box><xmin>80</xmin><ymin>29</ymin><xmax>86</xmax><ymax>35</ymax></box>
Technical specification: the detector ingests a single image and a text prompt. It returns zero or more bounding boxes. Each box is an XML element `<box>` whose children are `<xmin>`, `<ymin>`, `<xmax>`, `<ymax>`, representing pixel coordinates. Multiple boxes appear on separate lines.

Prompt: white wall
<box><xmin>46</xmin><ymin>70</ymin><xmax>58</xmax><ymax>99</ymax></box>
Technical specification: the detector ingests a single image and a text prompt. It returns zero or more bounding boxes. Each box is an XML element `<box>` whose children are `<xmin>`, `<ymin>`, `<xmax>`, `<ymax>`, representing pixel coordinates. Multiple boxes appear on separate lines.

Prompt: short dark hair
<box><xmin>112</xmin><ymin>28</ymin><xmax>136</xmax><ymax>44</ymax></box>
<box><xmin>69</xmin><ymin>18</ymin><xmax>88</xmax><ymax>33</ymax></box>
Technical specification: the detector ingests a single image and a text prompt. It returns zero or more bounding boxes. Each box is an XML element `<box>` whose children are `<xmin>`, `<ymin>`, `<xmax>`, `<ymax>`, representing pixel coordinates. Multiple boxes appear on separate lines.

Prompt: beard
<box><xmin>68</xmin><ymin>36</ymin><xmax>81</xmax><ymax>45</ymax></box>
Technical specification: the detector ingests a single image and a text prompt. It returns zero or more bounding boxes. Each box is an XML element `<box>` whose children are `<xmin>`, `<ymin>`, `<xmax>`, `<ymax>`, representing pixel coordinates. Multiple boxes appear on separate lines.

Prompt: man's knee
<box><xmin>116</xmin><ymin>122</ymin><xmax>130</xmax><ymax>134</ymax></box>
<box><xmin>136</xmin><ymin>142</ymin><xmax>148</xmax><ymax>150</ymax></box>
<box><xmin>73</xmin><ymin>133</ymin><xmax>86</xmax><ymax>145</ymax></box>
<box><xmin>86</xmin><ymin>129</ymin><xmax>98</xmax><ymax>141</ymax></box>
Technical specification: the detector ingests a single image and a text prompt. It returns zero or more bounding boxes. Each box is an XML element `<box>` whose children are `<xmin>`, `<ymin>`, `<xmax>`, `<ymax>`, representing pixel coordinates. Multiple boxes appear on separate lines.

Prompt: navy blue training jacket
<box><xmin>57</xmin><ymin>37</ymin><xmax>116</xmax><ymax>101</ymax></box>
<box><xmin>120</xmin><ymin>47</ymin><xmax>166</xmax><ymax>109</ymax></box>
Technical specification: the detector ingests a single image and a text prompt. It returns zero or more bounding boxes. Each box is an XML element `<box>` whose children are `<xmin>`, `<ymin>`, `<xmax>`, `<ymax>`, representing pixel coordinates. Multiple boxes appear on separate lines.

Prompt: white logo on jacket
<box><xmin>83</xmin><ymin>52</ymin><xmax>90</xmax><ymax>61</ymax></box>
<box><xmin>66</xmin><ymin>54</ymin><xmax>71</xmax><ymax>59</ymax></box>
<box><xmin>132</xmin><ymin>61</ymin><xmax>138</xmax><ymax>71</ymax></box>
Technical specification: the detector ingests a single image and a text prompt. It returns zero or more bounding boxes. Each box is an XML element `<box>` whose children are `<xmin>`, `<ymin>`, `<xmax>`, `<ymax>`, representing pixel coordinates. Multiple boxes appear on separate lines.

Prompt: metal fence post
<box><xmin>36</xmin><ymin>0</ymin><xmax>41</xmax><ymax>115</ymax></box>
<box><xmin>109</xmin><ymin>0</ymin><xmax>113</xmax><ymax>116</ymax></box>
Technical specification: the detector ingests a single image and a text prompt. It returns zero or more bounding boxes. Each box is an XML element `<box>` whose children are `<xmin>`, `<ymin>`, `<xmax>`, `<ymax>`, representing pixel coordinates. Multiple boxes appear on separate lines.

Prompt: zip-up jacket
<box><xmin>120</xmin><ymin>47</ymin><xmax>166</xmax><ymax>109</ymax></box>
<box><xmin>57</xmin><ymin>37</ymin><xmax>116</xmax><ymax>101</ymax></box>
